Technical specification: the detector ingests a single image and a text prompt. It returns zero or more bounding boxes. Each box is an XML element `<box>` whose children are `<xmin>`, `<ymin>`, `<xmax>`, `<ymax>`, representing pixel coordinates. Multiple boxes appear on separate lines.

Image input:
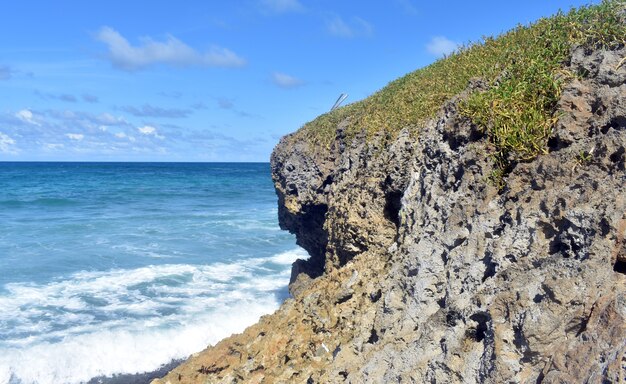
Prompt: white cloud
<box><xmin>326</xmin><ymin>15</ymin><xmax>373</xmax><ymax>38</ymax></box>
<box><xmin>42</xmin><ymin>111</ymin><xmax>129</xmax><ymax>136</ymax></box>
<box><xmin>15</xmin><ymin>109</ymin><xmax>42</xmax><ymax>126</ymax></box>
<box><xmin>137</xmin><ymin>125</ymin><xmax>164</xmax><ymax>139</ymax></box>
<box><xmin>426</xmin><ymin>36</ymin><xmax>459</xmax><ymax>57</ymax></box>
<box><xmin>138</xmin><ymin>126</ymin><xmax>156</xmax><ymax>135</ymax></box>
<box><xmin>259</xmin><ymin>0</ymin><xmax>304</xmax><ymax>13</ymax></box>
<box><xmin>115</xmin><ymin>132</ymin><xmax>136</xmax><ymax>142</ymax></box>
<box><xmin>66</xmin><ymin>133</ymin><xmax>84</xmax><ymax>141</ymax></box>
<box><xmin>96</xmin><ymin>27</ymin><xmax>246</xmax><ymax>71</ymax></box>
<box><xmin>0</xmin><ymin>132</ymin><xmax>16</xmax><ymax>154</ymax></box>
<box><xmin>0</xmin><ymin>108</ymin><xmax>265</xmax><ymax>160</ymax></box>
<box><xmin>44</xmin><ymin>143</ymin><xmax>64</xmax><ymax>150</ymax></box>
<box><xmin>271</xmin><ymin>72</ymin><xmax>304</xmax><ymax>89</ymax></box>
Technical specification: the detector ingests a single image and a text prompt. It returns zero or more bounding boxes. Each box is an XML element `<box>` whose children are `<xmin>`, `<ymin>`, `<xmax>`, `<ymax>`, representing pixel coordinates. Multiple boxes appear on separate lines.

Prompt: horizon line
<box><xmin>0</xmin><ymin>160</ymin><xmax>271</xmax><ymax>164</ymax></box>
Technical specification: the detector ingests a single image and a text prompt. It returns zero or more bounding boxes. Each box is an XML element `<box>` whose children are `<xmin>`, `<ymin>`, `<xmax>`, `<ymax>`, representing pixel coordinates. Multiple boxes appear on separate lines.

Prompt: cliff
<box><xmin>154</xmin><ymin>3</ymin><xmax>626</xmax><ymax>383</ymax></box>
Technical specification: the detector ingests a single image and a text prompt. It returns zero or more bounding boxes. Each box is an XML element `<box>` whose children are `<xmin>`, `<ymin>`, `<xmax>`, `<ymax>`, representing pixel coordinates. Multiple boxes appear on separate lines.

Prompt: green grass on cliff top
<box><xmin>295</xmin><ymin>0</ymin><xmax>625</xmax><ymax>180</ymax></box>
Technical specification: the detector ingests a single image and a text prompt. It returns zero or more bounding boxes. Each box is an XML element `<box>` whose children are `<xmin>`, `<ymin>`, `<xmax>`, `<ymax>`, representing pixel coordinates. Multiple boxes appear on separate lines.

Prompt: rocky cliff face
<box><xmin>153</xmin><ymin>46</ymin><xmax>625</xmax><ymax>384</ymax></box>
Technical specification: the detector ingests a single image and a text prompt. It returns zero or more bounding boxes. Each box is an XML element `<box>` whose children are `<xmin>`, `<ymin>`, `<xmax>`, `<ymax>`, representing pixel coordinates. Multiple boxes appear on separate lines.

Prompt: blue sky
<box><xmin>0</xmin><ymin>0</ymin><xmax>595</xmax><ymax>161</ymax></box>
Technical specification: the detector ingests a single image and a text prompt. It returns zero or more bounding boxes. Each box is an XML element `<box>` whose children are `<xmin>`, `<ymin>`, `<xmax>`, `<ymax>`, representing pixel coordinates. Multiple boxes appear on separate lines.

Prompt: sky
<box><xmin>0</xmin><ymin>0</ymin><xmax>596</xmax><ymax>162</ymax></box>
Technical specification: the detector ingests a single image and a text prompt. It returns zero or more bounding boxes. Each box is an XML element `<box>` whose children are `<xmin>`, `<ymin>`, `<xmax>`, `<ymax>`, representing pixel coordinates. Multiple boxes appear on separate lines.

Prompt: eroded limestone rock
<box><xmin>153</xmin><ymin>47</ymin><xmax>626</xmax><ymax>384</ymax></box>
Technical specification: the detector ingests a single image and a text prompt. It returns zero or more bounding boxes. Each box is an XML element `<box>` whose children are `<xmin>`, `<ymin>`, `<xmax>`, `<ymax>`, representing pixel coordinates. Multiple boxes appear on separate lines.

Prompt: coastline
<box><xmin>152</xmin><ymin>15</ymin><xmax>626</xmax><ymax>383</ymax></box>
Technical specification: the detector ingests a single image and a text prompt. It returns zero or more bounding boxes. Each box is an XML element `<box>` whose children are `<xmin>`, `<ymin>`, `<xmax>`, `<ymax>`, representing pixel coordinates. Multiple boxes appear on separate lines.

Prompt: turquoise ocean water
<box><xmin>0</xmin><ymin>162</ymin><xmax>304</xmax><ymax>384</ymax></box>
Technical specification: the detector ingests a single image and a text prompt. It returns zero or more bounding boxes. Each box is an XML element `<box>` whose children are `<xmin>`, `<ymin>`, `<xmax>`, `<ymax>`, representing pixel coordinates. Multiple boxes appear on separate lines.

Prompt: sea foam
<box><xmin>0</xmin><ymin>248</ymin><xmax>307</xmax><ymax>384</ymax></box>
<box><xmin>0</xmin><ymin>162</ymin><xmax>304</xmax><ymax>384</ymax></box>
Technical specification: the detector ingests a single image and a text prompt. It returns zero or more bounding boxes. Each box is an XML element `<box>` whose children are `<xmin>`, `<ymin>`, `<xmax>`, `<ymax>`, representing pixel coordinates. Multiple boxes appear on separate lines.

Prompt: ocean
<box><xmin>0</xmin><ymin>162</ymin><xmax>304</xmax><ymax>384</ymax></box>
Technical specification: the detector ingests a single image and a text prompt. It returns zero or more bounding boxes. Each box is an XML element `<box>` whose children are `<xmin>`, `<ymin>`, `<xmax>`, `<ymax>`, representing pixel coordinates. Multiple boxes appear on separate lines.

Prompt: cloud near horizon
<box><xmin>0</xmin><ymin>108</ymin><xmax>174</xmax><ymax>157</ymax></box>
<box><xmin>96</xmin><ymin>27</ymin><xmax>246</xmax><ymax>71</ymax></box>
<box><xmin>426</xmin><ymin>36</ymin><xmax>459</xmax><ymax>57</ymax></box>
<box><xmin>0</xmin><ymin>132</ymin><xmax>17</xmax><ymax>154</ymax></box>
<box><xmin>0</xmin><ymin>107</ymin><xmax>270</xmax><ymax>161</ymax></box>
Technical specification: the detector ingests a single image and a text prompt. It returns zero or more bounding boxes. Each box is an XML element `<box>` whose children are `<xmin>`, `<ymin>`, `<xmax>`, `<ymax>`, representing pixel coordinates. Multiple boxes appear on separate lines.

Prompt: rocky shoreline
<box><xmin>152</xmin><ymin>42</ymin><xmax>625</xmax><ymax>383</ymax></box>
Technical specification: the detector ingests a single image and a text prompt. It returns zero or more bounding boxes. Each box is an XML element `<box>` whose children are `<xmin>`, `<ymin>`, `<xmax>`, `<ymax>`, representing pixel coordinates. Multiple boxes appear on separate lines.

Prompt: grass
<box><xmin>294</xmin><ymin>0</ymin><xmax>626</xmax><ymax>183</ymax></box>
